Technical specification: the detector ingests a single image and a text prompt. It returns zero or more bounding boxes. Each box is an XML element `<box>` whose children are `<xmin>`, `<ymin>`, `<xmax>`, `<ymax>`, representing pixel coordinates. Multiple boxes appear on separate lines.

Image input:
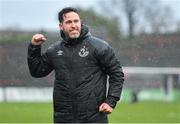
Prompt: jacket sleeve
<box><xmin>27</xmin><ymin>43</ymin><xmax>53</xmax><ymax>78</ymax></box>
<box><xmin>95</xmin><ymin>43</ymin><xmax>124</xmax><ymax>108</ymax></box>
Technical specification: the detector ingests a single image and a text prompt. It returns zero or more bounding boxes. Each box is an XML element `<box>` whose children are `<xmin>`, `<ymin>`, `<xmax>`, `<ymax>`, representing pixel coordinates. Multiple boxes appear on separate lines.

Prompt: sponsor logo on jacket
<box><xmin>57</xmin><ymin>50</ymin><xmax>63</xmax><ymax>56</ymax></box>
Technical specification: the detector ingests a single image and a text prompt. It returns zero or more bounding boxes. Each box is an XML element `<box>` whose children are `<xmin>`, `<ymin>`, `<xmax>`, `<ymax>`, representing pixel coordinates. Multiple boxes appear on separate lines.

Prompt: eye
<box><xmin>74</xmin><ymin>19</ymin><xmax>79</xmax><ymax>23</ymax></box>
<box><xmin>65</xmin><ymin>20</ymin><xmax>72</xmax><ymax>24</ymax></box>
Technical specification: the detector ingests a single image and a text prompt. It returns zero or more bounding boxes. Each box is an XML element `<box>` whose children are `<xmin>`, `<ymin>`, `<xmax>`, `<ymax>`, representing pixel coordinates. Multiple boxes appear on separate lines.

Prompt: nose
<box><xmin>71</xmin><ymin>22</ymin><xmax>76</xmax><ymax>28</ymax></box>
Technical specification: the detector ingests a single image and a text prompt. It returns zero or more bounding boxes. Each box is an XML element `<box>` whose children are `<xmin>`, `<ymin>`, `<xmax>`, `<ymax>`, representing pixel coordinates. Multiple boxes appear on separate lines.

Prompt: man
<box><xmin>27</xmin><ymin>7</ymin><xmax>124</xmax><ymax>123</ymax></box>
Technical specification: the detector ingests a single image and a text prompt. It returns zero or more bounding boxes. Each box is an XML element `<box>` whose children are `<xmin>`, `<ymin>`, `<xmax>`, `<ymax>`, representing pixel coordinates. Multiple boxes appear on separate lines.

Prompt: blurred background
<box><xmin>0</xmin><ymin>0</ymin><xmax>180</xmax><ymax>123</ymax></box>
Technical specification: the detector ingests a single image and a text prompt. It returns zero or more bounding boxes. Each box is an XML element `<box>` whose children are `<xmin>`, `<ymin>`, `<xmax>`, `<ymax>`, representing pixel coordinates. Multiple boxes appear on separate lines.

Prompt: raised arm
<box><xmin>27</xmin><ymin>34</ymin><xmax>53</xmax><ymax>77</ymax></box>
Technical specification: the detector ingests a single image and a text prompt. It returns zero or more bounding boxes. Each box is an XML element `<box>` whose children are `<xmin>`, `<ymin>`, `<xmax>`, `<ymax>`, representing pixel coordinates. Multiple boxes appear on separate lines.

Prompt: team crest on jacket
<box><xmin>79</xmin><ymin>46</ymin><xmax>89</xmax><ymax>57</ymax></box>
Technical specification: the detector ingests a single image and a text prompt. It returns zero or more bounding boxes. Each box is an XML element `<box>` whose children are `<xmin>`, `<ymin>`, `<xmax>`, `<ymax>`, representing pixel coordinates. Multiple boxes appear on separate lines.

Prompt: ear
<box><xmin>59</xmin><ymin>23</ymin><xmax>63</xmax><ymax>30</ymax></box>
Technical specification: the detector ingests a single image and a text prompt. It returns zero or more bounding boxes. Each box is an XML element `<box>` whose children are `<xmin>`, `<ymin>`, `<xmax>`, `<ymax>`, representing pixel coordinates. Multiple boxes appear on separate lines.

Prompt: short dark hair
<box><xmin>58</xmin><ymin>7</ymin><xmax>79</xmax><ymax>23</ymax></box>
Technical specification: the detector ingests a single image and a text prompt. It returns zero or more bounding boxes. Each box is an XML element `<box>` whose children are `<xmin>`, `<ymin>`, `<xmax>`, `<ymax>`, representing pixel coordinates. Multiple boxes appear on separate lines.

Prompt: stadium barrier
<box><xmin>123</xmin><ymin>67</ymin><xmax>180</xmax><ymax>102</ymax></box>
<box><xmin>0</xmin><ymin>67</ymin><xmax>180</xmax><ymax>102</ymax></box>
<box><xmin>0</xmin><ymin>86</ymin><xmax>179</xmax><ymax>102</ymax></box>
<box><xmin>0</xmin><ymin>87</ymin><xmax>53</xmax><ymax>102</ymax></box>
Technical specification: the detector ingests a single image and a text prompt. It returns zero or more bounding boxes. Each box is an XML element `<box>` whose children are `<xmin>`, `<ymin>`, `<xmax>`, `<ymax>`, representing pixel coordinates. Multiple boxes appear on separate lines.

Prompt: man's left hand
<box><xmin>99</xmin><ymin>102</ymin><xmax>113</xmax><ymax>114</ymax></box>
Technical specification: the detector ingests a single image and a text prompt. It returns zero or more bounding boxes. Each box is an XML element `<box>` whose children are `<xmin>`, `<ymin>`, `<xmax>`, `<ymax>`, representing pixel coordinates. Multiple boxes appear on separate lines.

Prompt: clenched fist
<box><xmin>99</xmin><ymin>102</ymin><xmax>113</xmax><ymax>114</ymax></box>
<box><xmin>31</xmin><ymin>34</ymin><xmax>47</xmax><ymax>45</ymax></box>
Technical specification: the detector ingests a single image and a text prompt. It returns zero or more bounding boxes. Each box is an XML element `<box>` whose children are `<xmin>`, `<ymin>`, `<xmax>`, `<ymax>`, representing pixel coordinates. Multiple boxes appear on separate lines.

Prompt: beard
<box><xmin>68</xmin><ymin>29</ymin><xmax>80</xmax><ymax>39</ymax></box>
<box><xmin>69</xmin><ymin>33</ymin><xmax>80</xmax><ymax>39</ymax></box>
<box><xmin>61</xmin><ymin>29</ymin><xmax>81</xmax><ymax>41</ymax></box>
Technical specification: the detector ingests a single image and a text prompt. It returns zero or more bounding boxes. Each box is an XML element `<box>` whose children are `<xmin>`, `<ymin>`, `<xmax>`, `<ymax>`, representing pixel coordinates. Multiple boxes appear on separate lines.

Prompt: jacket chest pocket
<box><xmin>73</xmin><ymin>52</ymin><xmax>97</xmax><ymax>68</ymax></box>
<box><xmin>52</xmin><ymin>56</ymin><xmax>70</xmax><ymax>70</ymax></box>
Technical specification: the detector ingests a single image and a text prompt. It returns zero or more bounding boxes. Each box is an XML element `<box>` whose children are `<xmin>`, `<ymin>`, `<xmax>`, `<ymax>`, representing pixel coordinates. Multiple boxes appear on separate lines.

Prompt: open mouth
<box><xmin>70</xmin><ymin>30</ymin><xmax>78</xmax><ymax>33</ymax></box>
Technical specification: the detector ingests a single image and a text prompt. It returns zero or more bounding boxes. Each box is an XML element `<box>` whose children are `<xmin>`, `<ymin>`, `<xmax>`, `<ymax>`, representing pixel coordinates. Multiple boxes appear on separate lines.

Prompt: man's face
<box><xmin>59</xmin><ymin>12</ymin><xmax>81</xmax><ymax>39</ymax></box>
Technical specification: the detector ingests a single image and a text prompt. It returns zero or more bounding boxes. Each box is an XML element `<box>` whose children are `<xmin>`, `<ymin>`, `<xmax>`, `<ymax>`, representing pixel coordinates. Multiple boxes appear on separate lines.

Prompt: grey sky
<box><xmin>0</xmin><ymin>0</ymin><xmax>180</xmax><ymax>31</ymax></box>
<box><xmin>0</xmin><ymin>0</ymin><xmax>98</xmax><ymax>30</ymax></box>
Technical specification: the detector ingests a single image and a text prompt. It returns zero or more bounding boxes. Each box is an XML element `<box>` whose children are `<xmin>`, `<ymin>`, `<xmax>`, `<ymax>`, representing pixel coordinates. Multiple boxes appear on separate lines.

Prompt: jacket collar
<box><xmin>60</xmin><ymin>24</ymin><xmax>90</xmax><ymax>45</ymax></box>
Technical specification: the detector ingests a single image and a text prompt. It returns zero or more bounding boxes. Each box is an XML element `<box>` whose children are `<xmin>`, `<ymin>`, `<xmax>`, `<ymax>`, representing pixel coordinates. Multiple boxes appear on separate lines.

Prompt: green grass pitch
<box><xmin>0</xmin><ymin>101</ymin><xmax>179</xmax><ymax>123</ymax></box>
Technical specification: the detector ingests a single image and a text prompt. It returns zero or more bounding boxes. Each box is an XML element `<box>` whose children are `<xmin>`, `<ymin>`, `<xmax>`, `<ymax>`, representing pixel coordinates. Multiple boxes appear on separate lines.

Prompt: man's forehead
<box><xmin>63</xmin><ymin>12</ymin><xmax>80</xmax><ymax>19</ymax></box>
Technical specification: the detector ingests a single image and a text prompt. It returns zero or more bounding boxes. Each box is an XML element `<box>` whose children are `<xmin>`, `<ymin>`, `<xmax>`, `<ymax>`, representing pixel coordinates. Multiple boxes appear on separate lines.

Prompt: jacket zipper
<box><xmin>69</xmin><ymin>46</ymin><xmax>78</xmax><ymax>121</ymax></box>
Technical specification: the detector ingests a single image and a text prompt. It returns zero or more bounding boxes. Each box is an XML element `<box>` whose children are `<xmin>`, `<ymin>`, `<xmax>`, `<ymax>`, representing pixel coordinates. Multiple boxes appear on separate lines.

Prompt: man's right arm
<box><xmin>27</xmin><ymin>34</ymin><xmax>53</xmax><ymax>77</ymax></box>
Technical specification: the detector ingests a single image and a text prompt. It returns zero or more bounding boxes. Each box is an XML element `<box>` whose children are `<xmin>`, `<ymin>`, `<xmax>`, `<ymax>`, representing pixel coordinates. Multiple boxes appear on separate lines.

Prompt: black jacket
<box><xmin>27</xmin><ymin>25</ymin><xmax>124</xmax><ymax>123</ymax></box>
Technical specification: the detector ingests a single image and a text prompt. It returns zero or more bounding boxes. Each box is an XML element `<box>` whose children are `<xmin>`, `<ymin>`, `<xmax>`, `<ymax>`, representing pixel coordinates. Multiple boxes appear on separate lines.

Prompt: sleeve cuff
<box><xmin>105</xmin><ymin>96</ymin><xmax>119</xmax><ymax>108</ymax></box>
<box><xmin>28</xmin><ymin>43</ymin><xmax>41</xmax><ymax>51</ymax></box>
<box><xmin>29</xmin><ymin>43</ymin><xmax>41</xmax><ymax>48</ymax></box>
